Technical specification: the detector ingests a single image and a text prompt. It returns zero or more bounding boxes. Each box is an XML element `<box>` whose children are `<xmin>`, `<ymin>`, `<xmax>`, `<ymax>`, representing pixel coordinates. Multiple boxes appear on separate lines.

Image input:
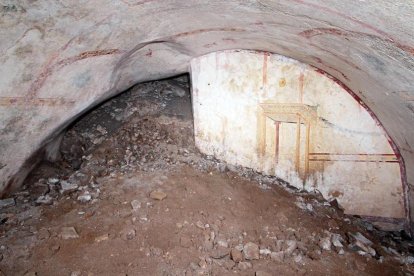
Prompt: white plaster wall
<box><xmin>191</xmin><ymin>50</ymin><xmax>405</xmax><ymax>219</ymax></box>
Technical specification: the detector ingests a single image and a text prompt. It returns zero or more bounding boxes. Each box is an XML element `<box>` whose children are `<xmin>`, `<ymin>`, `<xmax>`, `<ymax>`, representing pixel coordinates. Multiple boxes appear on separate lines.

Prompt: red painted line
<box><xmin>120</xmin><ymin>0</ymin><xmax>157</xmax><ymax>6</ymax></box>
<box><xmin>362</xmin><ymin>215</ymin><xmax>406</xmax><ymax>223</ymax></box>
<box><xmin>313</xmin><ymin>68</ymin><xmax>408</xmax><ymax>162</ymax></box>
<box><xmin>26</xmin><ymin>37</ymin><xmax>77</xmax><ymax>99</ymax></box>
<box><xmin>262</xmin><ymin>52</ymin><xmax>268</xmax><ymax>90</ymax></box>
<box><xmin>56</xmin><ymin>49</ymin><xmax>123</xmax><ymax>68</ymax></box>
<box><xmin>222</xmin><ymin>38</ymin><xmax>237</xmax><ymax>44</ymax></box>
<box><xmin>26</xmin><ymin>48</ymin><xmax>124</xmax><ymax>100</ymax></box>
<box><xmin>311</xmin><ymin>55</ymin><xmax>351</xmax><ymax>81</ymax></box>
<box><xmin>309</xmin><ymin>159</ymin><xmax>399</xmax><ymax>163</ymax></box>
<box><xmin>299</xmin><ymin>72</ymin><xmax>304</xmax><ymax>103</ymax></box>
<box><xmin>299</xmin><ymin>27</ymin><xmax>414</xmax><ymax>56</ymax></box>
<box><xmin>204</xmin><ymin>42</ymin><xmax>218</xmax><ymax>48</ymax></box>
<box><xmin>310</xmin><ymin>66</ymin><xmax>410</xmax><ymax>229</ymax></box>
<box><xmin>274</xmin><ymin>121</ymin><xmax>280</xmax><ymax>164</ymax></box>
<box><xmin>170</xmin><ymin>28</ymin><xmax>245</xmax><ymax>40</ymax></box>
<box><xmin>309</xmin><ymin>153</ymin><xmax>396</xmax><ymax>156</ymax></box>
<box><xmin>291</xmin><ymin>0</ymin><xmax>391</xmax><ymax>38</ymax></box>
<box><xmin>0</xmin><ymin>97</ymin><xmax>75</xmax><ymax>106</ymax></box>
<box><xmin>309</xmin><ymin>42</ymin><xmax>362</xmax><ymax>71</ymax></box>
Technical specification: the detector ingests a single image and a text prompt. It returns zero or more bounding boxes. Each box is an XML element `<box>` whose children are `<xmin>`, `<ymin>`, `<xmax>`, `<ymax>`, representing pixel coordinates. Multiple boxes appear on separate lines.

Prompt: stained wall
<box><xmin>191</xmin><ymin>50</ymin><xmax>405</xmax><ymax>223</ymax></box>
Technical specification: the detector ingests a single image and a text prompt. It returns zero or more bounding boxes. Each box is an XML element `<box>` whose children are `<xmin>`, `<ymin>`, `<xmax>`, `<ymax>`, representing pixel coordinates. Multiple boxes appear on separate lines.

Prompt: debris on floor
<box><xmin>0</xmin><ymin>75</ymin><xmax>413</xmax><ymax>275</ymax></box>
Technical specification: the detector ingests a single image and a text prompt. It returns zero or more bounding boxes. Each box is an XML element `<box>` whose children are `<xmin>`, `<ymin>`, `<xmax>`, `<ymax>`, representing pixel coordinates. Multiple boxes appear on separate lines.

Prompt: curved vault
<box><xmin>0</xmin><ymin>1</ymin><xmax>413</xmax><ymax>230</ymax></box>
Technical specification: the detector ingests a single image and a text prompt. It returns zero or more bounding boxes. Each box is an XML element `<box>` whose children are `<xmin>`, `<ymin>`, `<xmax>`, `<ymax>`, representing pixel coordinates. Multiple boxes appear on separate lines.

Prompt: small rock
<box><xmin>218</xmin><ymin>163</ymin><xmax>228</xmax><ymax>173</ymax></box>
<box><xmin>295</xmin><ymin>199</ymin><xmax>307</xmax><ymax>210</ymax></box>
<box><xmin>349</xmin><ymin>240</ymin><xmax>376</xmax><ymax>257</ymax></box>
<box><xmin>259</xmin><ymin>248</ymin><xmax>271</xmax><ymax>256</ymax></box>
<box><xmin>348</xmin><ymin>232</ymin><xmax>372</xmax><ymax>246</ymax></box>
<box><xmin>223</xmin><ymin>259</ymin><xmax>235</xmax><ymax>270</ymax></box>
<box><xmin>210</xmin><ymin>231</ymin><xmax>216</xmax><ymax>241</ymax></box>
<box><xmin>195</xmin><ymin>221</ymin><xmax>205</xmax><ymax>229</ymax></box>
<box><xmin>120</xmin><ymin>227</ymin><xmax>136</xmax><ymax>240</ymax></box>
<box><xmin>306</xmin><ymin>203</ymin><xmax>314</xmax><ymax>212</ymax></box>
<box><xmin>384</xmin><ymin>246</ymin><xmax>399</xmax><ymax>256</ymax></box>
<box><xmin>131</xmin><ymin>200</ymin><xmax>141</xmax><ymax>211</ymax></box>
<box><xmin>210</xmin><ymin>246</ymin><xmax>229</xmax><ymax>259</ymax></box>
<box><xmin>275</xmin><ymin>240</ymin><xmax>284</xmax><ymax>252</ymax></box>
<box><xmin>202</xmin><ymin>239</ymin><xmax>214</xmax><ymax>251</ymax></box>
<box><xmin>243</xmin><ymin>242</ymin><xmax>260</xmax><ymax>260</ymax></box>
<box><xmin>96</xmin><ymin>125</ymin><xmax>107</xmax><ymax>135</ymax></box>
<box><xmin>294</xmin><ymin>254</ymin><xmax>304</xmax><ymax>264</ymax></box>
<box><xmin>319</xmin><ymin>236</ymin><xmax>332</xmax><ymax>251</ymax></box>
<box><xmin>71</xmin><ymin>271</ymin><xmax>81</xmax><ymax>276</ymax></box>
<box><xmin>237</xmin><ymin>261</ymin><xmax>252</xmax><ymax>271</ymax></box>
<box><xmin>47</xmin><ymin>178</ymin><xmax>60</xmax><ymax>185</ymax></box>
<box><xmin>256</xmin><ymin>271</ymin><xmax>272</xmax><ymax>276</ymax></box>
<box><xmin>0</xmin><ymin>198</ymin><xmax>15</xmax><ymax>208</ymax></box>
<box><xmin>348</xmin><ymin>232</ymin><xmax>375</xmax><ymax>257</ymax></box>
<box><xmin>77</xmin><ymin>193</ymin><xmax>92</xmax><ymax>203</ymax></box>
<box><xmin>198</xmin><ymin>258</ymin><xmax>207</xmax><ymax>269</ymax></box>
<box><xmin>95</xmin><ymin>234</ymin><xmax>109</xmax><ymax>243</ymax></box>
<box><xmin>231</xmin><ymin>248</ymin><xmax>243</xmax><ymax>262</ymax></box>
<box><xmin>216</xmin><ymin>238</ymin><xmax>228</xmax><ymax>248</ymax></box>
<box><xmin>284</xmin><ymin>240</ymin><xmax>297</xmax><ymax>256</ymax></box>
<box><xmin>331</xmin><ymin>234</ymin><xmax>344</xmax><ymax>248</ymax></box>
<box><xmin>235</xmin><ymin>244</ymin><xmax>244</xmax><ymax>251</ymax></box>
<box><xmin>270</xmin><ymin>251</ymin><xmax>284</xmax><ymax>262</ymax></box>
<box><xmin>60</xmin><ymin>227</ymin><xmax>79</xmax><ymax>239</ymax></box>
<box><xmin>149</xmin><ymin>190</ymin><xmax>167</xmax><ymax>201</ymax></box>
<box><xmin>35</xmin><ymin>195</ymin><xmax>53</xmax><ymax>205</ymax></box>
<box><xmin>404</xmin><ymin>256</ymin><xmax>414</xmax><ymax>265</ymax></box>
<box><xmin>59</xmin><ymin>181</ymin><xmax>78</xmax><ymax>195</ymax></box>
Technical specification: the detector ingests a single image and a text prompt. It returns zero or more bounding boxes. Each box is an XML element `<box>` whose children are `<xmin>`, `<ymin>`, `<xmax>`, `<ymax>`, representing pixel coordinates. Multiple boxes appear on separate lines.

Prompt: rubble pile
<box><xmin>0</xmin><ymin>75</ymin><xmax>413</xmax><ymax>275</ymax></box>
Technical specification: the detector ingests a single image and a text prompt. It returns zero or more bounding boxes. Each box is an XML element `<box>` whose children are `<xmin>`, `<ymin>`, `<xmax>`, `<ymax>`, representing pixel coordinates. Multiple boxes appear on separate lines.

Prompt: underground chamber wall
<box><xmin>190</xmin><ymin>50</ymin><xmax>408</xmax><ymax>231</ymax></box>
<box><xmin>11</xmin><ymin>50</ymin><xmax>411</xmax><ymax>232</ymax></box>
<box><xmin>1</xmin><ymin>59</ymin><xmax>414</xmax><ymax>276</ymax></box>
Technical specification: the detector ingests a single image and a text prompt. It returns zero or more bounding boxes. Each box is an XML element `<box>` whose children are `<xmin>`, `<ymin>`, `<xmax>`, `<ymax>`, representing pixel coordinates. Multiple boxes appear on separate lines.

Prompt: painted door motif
<box><xmin>258</xmin><ymin>102</ymin><xmax>317</xmax><ymax>181</ymax></box>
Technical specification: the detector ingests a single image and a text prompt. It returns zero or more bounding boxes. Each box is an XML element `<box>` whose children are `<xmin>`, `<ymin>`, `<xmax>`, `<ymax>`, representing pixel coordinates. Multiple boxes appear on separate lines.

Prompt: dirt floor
<box><xmin>1</xmin><ymin>75</ymin><xmax>414</xmax><ymax>275</ymax></box>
